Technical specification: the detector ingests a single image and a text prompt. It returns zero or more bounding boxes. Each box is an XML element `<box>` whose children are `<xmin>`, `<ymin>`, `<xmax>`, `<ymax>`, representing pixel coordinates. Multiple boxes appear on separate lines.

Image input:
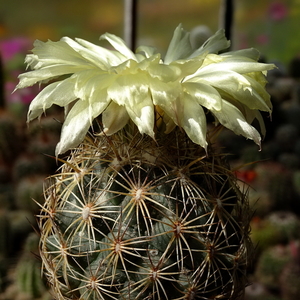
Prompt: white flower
<box><xmin>15</xmin><ymin>24</ymin><xmax>275</xmax><ymax>155</ymax></box>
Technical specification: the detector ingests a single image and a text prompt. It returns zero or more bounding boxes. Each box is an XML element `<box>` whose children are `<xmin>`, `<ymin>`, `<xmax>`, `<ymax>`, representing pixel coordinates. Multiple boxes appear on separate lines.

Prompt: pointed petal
<box><xmin>150</xmin><ymin>80</ymin><xmax>183</xmax><ymax>126</ymax></box>
<box><xmin>147</xmin><ymin>63</ymin><xmax>181</xmax><ymax>82</ymax></box>
<box><xmin>29</xmin><ymin>39</ymin><xmax>89</xmax><ymax>67</ymax></box>
<box><xmin>187</xmin><ymin>68</ymin><xmax>271</xmax><ymax>112</ymax></box>
<box><xmin>56</xmin><ymin>95</ymin><xmax>109</xmax><ymax>155</ymax></box>
<box><xmin>102</xmin><ymin>102</ymin><xmax>129</xmax><ymax>135</ymax></box>
<box><xmin>55</xmin><ymin>100</ymin><xmax>91</xmax><ymax>155</ymax></box>
<box><xmin>180</xmin><ymin>95</ymin><xmax>207</xmax><ymax>149</ymax></box>
<box><xmin>27</xmin><ymin>78</ymin><xmax>77</xmax><ymax>122</ymax></box>
<box><xmin>162</xmin><ymin>113</ymin><xmax>177</xmax><ymax>134</ymax></box>
<box><xmin>150</xmin><ymin>80</ymin><xmax>181</xmax><ymax>106</ymax></box>
<box><xmin>16</xmin><ymin>64</ymin><xmax>89</xmax><ymax>88</ymax></box>
<box><xmin>107</xmin><ymin>73</ymin><xmax>148</xmax><ymax>106</ymax></box>
<box><xmin>136</xmin><ymin>45</ymin><xmax>158</xmax><ymax>58</ymax></box>
<box><xmin>188</xmin><ymin>29</ymin><xmax>230</xmax><ymax>58</ymax></box>
<box><xmin>72</xmin><ymin>70</ymin><xmax>114</xmax><ymax>101</ymax></box>
<box><xmin>183</xmin><ymin>82</ymin><xmax>222</xmax><ymax>111</ymax></box>
<box><xmin>169</xmin><ymin>57</ymin><xmax>204</xmax><ymax>79</ymax></box>
<box><xmin>73</xmin><ymin>37</ymin><xmax>126</xmax><ymax>67</ymax></box>
<box><xmin>100</xmin><ymin>33</ymin><xmax>137</xmax><ymax>61</ymax></box>
<box><xmin>211</xmin><ymin>100</ymin><xmax>262</xmax><ymax>147</ymax></box>
<box><xmin>244</xmin><ymin>108</ymin><xmax>267</xmax><ymax>138</ymax></box>
<box><xmin>202</xmin><ymin>57</ymin><xmax>275</xmax><ymax>74</ymax></box>
<box><xmin>107</xmin><ymin>73</ymin><xmax>155</xmax><ymax>137</ymax></box>
<box><xmin>164</xmin><ymin>24</ymin><xmax>193</xmax><ymax>64</ymax></box>
<box><xmin>220</xmin><ymin>48</ymin><xmax>264</xmax><ymax>61</ymax></box>
<box><xmin>125</xmin><ymin>96</ymin><xmax>155</xmax><ymax>138</ymax></box>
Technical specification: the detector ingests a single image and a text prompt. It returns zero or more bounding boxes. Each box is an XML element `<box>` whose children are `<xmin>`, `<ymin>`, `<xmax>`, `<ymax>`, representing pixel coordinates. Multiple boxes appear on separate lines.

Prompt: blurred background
<box><xmin>1</xmin><ymin>1</ymin><xmax>300</xmax><ymax>300</ymax></box>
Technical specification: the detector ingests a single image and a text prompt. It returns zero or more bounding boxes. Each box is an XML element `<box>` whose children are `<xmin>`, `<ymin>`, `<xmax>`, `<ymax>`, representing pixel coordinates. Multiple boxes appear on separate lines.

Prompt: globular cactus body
<box><xmin>38</xmin><ymin>129</ymin><xmax>252</xmax><ymax>300</ymax></box>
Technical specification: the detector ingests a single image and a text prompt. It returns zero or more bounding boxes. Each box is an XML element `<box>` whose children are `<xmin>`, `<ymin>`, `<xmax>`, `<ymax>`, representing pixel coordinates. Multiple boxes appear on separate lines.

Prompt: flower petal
<box><xmin>188</xmin><ymin>29</ymin><xmax>230</xmax><ymax>58</ymax></box>
<box><xmin>183</xmin><ymin>82</ymin><xmax>222</xmax><ymax>111</ymax></box>
<box><xmin>107</xmin><ymin>73</ymin><xmax>148</xmax><ymax>106</ymax></box>
<box><xmin>203</xmin><ymin>57</ymin><xmax>275</xmax><ymax>74</ymax></box>
<box><xmin>211</xmin><ymin>100</ymin><xmax>262</xmax><ymax>147</ymax></box>
<box><xmin>56</xmin><ymin>100</ymin><xmax>91</xmax><ymax>155</ymax></box>
<box><xmin>220</xmin><ymin>48</ymin><xmax>260</xmax><ymax>61</ymax></box>
<box><xmin>107</xmin><ymin>74</ymin><xmax>155</xmax><ymax>137</ymax></box>
<box><xmin>136</xmin><ymin>45</ymin><xmax>158</xmax><ymax>59</ymax></box>
<box><xmin>72</xmin><ymin>70</ymin><xmax>114</xmax><ymax>101</ymax></box>
<box><xmin>244</xmin><ymin>108</ymin><xmax>267</xmax><ymax>139</ymax></box>
<box><xmin>73</xmin><ymin>37</ymin><xmax>126</xmax><ymax>67</ymax></box>
<box><xmin>162</xmin><ymin>113</ymin><xmax>177</xmax><ymax>134</ymax></box>
<box><xmin>16</xmin><ymin>64</ymin><xmax>89</xmax><ymax>88</ymax></box>
<box><xmin>187</xmin><ymin>68</ymin><xmax>271</xmax><ymax>112</ymax></box>
<box><xmin>100</xmin><ymin>33</ymin><xmax>137</xmax><ymax>61</ymax></box>
<box><xmin>170</xmin><ymin>57</ymin><xmax>205</xmax><ymax>79</ymax></box>
<box><xmin>180</xmin><ymin>94</ymin><xmax>207</xmax><ymax>150</ymax></box>
<box><xmin>28</xmin><ymin>39</ymin><xmax>89</xmax><ymax>68</ymax></box>
<box><xmin>27</xmin><ymin>77</ymin><xmax>77</xmax><ymax>122</ymax></box>
<box><xmin>164</xmin><ymin>24</ymin><xmax>193</xmax><ymax>64</ymax></box>
<box><xmin>102</xmin><ymin>102</ymin><xmax>130</xmax><ymax>135</ymax></box>
<box><xmin>125</xmin><ymin>95</ymin><xmax>155</xmax><ymax>138</ymax></box>
<box><xmin>150</xmin><ymin>80</ymin><xmax>182</xmax><ymax>125</ymax></box>
<box><xmin>56</xmin><ymin>96</ymin><xmax>109</xmax><ymax>155</ymax></box>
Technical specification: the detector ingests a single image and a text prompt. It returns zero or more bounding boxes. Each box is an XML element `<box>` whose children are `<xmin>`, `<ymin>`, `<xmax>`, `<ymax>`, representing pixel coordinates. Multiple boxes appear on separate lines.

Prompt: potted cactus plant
<box><xmin>15</xmin><ymin>24</ymin><xmax>274</xmax><ymax>299</ymax></box>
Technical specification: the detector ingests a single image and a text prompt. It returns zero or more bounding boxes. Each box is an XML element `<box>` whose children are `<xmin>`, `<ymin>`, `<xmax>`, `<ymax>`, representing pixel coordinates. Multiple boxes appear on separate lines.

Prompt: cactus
<box><xmin>245</xmin><ymin>282</ymin><xmax>282</xmax><ymax>300</ymax></box>
<box><xmin>255</xmin><ymin>244</ymin><xmax>292</xmax><ymax>292</ymax></box>
<box><xmin>251</xmin><ymin>212</ymin><xmax>300</xmax><ymax>254</ymax></box>
<box><xmin>280</xmin><ymin>263</ymin><xmax>300</xmax><ymax>300</ymax></box>
<box><xmin>16</xmin><ymin>233</ymin><xmax>48</xmax><ymax>299</ymax></box>
<box><xmin>15</xmin><ymin>175</ymin><xmax>45</xmax><ymax>212</ymax></box>
<box><xmin>15</xmin><ymin>25</ymin><xmax>274</xmax><ymax>299</ymax></box>
<box><xmin>0</xmin><ymin>110</ymin><xmax>21</xmax><ymax>162</ymax></box>
<box><xmin>0</xmin><ymin>209</ymin><xmax>11</xmax><ymax>291</ymax></box>
<box><xmin>2</xmin><ymin>233</ymin><xmax>50</xmax><ymax>300</ymax></box>
<box><xmin>36</xmin><ymin>129</ymin><xmax>253</xmax><ymax>300</ymax></box>
<box><xmin>278</xmin><ymin>240</ymin><xmax>300</xmax><ymax>300</ymax></box>
<box><xmin>249</xmin><ymin>162</ymin><xmax>299</xmax><ymax>214</ymax></box>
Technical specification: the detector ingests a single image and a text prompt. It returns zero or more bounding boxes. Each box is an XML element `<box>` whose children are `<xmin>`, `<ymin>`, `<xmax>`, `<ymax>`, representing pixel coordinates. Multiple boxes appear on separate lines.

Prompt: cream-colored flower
<box><xmin>15</xmin><ymin>24</ymin><xmax>274</xmax><ymax>155</ymax></box>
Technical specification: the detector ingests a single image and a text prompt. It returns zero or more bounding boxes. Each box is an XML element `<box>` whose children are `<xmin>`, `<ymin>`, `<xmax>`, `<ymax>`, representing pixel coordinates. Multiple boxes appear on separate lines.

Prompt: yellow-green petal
<box><xmin>125</xmin><ymin>95</ymin><xmax>155</xmax><ymax>138</ymax></box>
<box><xmin>27</xmin><ymin>78</ymin><xmax>77</xmax><ymax>122</ymax></box>
<box><xmin>164</xmin><ymin>24</ymin><xmax>193</xmax><ymax>64</ymax></box>
<box><xmin>56</xmin><ymin>96</ymin><xmax>110</xmax><ymax>155</ymax></box>
<box><xmin>100</xmin><ymin>32</ymin><xmax>137</xmax><ymax>61</ymax></box>
<box><xmin>180</xmin><ymin>94</ymin><xmax>207</xmax><ymax>150</ymax></box>
<box><xmin>183</xmin><ymin>82</ymin><xmax>222</xmax><ymax>111</ymax></box>
<box><xmin>211</xmin><ymin>100</ymin><xmax>262</xmax><ymax>147</ymax></box>
<box><xmin>188</xmin><ymin>29</ymin><xmax>230</xmax><ymax>58</ymax></box>
<box><xmin>102</xmin><ymin>102</ymin><xmax>130</xmax><ymax>135</ymax></box>
<box><xmin>56</xmin><ymin>100</ymin><xmax>92</xmax><ymax>155</ymax></box>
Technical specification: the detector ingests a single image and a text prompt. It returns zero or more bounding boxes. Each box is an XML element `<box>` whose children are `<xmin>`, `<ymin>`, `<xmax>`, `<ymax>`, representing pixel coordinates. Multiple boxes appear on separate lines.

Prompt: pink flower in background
<box><xmin>257</xmin><ymin>34</ymin><xmax>269</xmax><ymax>45</ymax></box>
<box><xmin>269</xmin><ymin>1</ymin><xmax>288</xmax><ymax>21</ymax></box>
<box><xmin>0</xmin><ymin>37</ymin><xmax>39</xmax><ymax>106</ymax></box>
<box><xmin>0</xmin><ymin>37</ymin><xmax>31</xmax><ymax>61</ymax></box>
<box><xmin>6</xmin><ymin>81</ymin><xmax>39</xmax><ymax>105</ymax></box>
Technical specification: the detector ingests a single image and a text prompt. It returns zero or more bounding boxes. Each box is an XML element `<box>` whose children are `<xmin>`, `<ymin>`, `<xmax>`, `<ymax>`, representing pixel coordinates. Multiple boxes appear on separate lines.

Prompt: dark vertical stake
<box><xmin>0</xmin><ymin>55</ymin><xmax>5</xmax><ymax>109</ymax></box>
<box><xmin>220</xmin><ymin>0</ymin><xmax>234</xmax><ymax>43</ymax></box>
<box><xmin>124</xmin><ymin>0</ymin><xmax>138</xmax><ymax>51</ymax></box>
